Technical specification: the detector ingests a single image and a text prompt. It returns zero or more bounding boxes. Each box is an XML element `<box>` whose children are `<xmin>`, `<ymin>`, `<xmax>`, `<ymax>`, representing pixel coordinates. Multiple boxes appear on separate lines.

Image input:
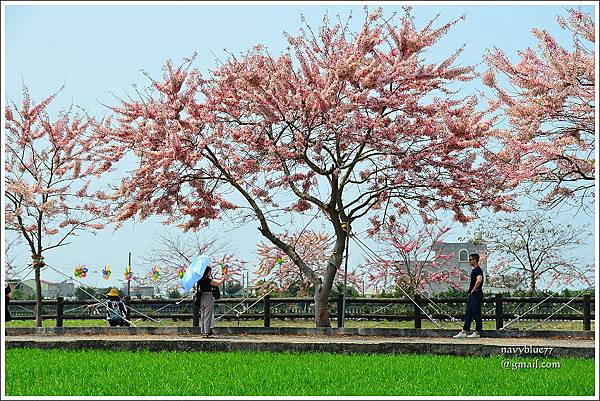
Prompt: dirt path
<box><xmin>7</xmin><ymin>333</ymin><xmax>595</xmax><ymax>348</ymax></box>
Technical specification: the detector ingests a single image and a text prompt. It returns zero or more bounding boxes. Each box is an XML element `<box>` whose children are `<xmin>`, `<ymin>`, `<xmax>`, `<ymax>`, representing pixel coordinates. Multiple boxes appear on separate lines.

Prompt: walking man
<box><xmin>454</xmin><ymin>253</ymin><xmax>484</xmax><ymax>338</ymax></box>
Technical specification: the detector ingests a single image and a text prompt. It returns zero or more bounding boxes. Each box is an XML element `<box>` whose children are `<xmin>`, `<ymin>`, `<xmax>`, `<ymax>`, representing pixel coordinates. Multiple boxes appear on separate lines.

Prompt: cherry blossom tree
<box><xmin>98</xmin><ymin>8</ymin><xmax>515</xmax><ymax>326</ymax></box>
<box><xmin>470</xmin><ymin>212</ymin><xmax>593</xmax><ymax>293</ymax></box>
<box><xmin>5</xmin><ymin>86</ymin><xmax>111</xmax><ymax>326</ymax></box>
<box><xmin>357</xmin><ymin>216</ymin><xmax>461</xmax><ymax>296</ymax></box>
<box><xmin>484</xmin><ymin>8</ymin><xmax>595</xmax><ymax>212</ymax></box>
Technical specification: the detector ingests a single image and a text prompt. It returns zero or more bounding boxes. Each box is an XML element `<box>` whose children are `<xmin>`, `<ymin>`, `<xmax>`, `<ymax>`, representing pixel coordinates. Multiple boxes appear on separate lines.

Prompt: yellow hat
<box><xmin>106</xmin><ymin>288</ymin><xmax>119</xmax><ymax>297</ymax></box>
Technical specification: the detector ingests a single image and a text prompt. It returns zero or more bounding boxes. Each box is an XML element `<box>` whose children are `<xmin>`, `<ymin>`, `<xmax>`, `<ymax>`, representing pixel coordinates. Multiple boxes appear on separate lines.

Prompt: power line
<box><xmin>349</xmin><ymin>233</ymin><xmax>445</xmax><ymax>329</ymax></box>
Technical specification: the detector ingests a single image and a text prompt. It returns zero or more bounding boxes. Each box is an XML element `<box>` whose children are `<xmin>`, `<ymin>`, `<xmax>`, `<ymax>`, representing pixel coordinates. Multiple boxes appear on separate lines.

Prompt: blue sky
<box><xmin>3</xmin><ymin>3</ymin><xmax>596</xmax><ymax>291</ymax></box>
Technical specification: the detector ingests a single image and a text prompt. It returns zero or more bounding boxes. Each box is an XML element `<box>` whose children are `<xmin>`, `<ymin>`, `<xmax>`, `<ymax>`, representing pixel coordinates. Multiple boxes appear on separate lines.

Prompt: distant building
<box><xmin>123</xmin><ymin>285</ymin><xmax>154</xmax><ymax>298</ymax></box>
<box><xmin>225</xmin><ymin>286</ymin><xmax>244</xmax><ymax>298</ymax></box>
<box><xmin>16</xmin><ymin>279</ymin><xmax>75</xmax><ymax>298</ymax></box>
<box><xmin>418</xmin><ymin>241</ymin><xmax>488</xmax><ymax>295</ymax></box>
<box><xmin>6</xmin><ymin>279</ymin><xmax>33</xmax><ymax>297</ymax></box>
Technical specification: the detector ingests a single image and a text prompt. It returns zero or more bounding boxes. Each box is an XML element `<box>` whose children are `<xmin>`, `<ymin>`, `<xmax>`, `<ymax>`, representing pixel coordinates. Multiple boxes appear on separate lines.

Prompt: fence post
<box><xmin>495</xmin><ymin>294</ymin><xmax>503</xmax><ymax>330</ymax></box>
<box><xmin>583</xmin><ymin>294</ymin><xmax>591</xmax><ymax>331</ymax></box>
<box><xmin>192</xmin><ymin>295</ymin><xmax>200</xmax><ymax>327</ymax></box>
<box><xmin>414</xmin><ymin>294</ymin><xmax>422</xmax><ymax>329</ymax></box>
<box><xmin>56</xmin><ymin>296</ymin><xmax>64</xmax><ymax>328</ymax></box>
<box><xmin>337</xmin><ymin>294</ymin><xmax>344</xmax><ymax>328</ymax></box>
<box><xmin>123</xmin><ymin>296</ymin><xmax>132</xmax><ymax>326</ymax></box>
<box><xmin>263</xmin><ymin>295</ymin><xmax>271</xmax><ymax>328</ymax></box>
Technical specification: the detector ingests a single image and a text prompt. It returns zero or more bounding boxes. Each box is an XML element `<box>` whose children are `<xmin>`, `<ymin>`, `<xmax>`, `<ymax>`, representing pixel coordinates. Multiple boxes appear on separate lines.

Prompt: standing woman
<box><xmin>5</xmin><ymin>285</ymin><xmax>13</xmax><ymax>323</ymax></box>
<box><xmin>197</xmin><ymin>266</ymin><xmax>226</xmax><ymax>337</ymax></box>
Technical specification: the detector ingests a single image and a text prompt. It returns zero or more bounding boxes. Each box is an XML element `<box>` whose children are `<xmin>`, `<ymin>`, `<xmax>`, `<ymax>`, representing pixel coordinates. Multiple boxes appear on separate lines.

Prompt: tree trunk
<box><xmin>313</xmin><ymin>232</ymin><xmax>346</xmax><ymax>327</ymax></box>
<box><xmin>530</xmin><ymin>271</ymin><xmax>536</xmax><ymax>294</ymax></box>
<box><xmin>33</xmin><ymin>255</ymin><xmax>44</xmax><ymax>328</ymax></box>
<box><xmin>314</xmin><ymin>284</ymin><xmax>330</xmax><ymax>327</ymax></box>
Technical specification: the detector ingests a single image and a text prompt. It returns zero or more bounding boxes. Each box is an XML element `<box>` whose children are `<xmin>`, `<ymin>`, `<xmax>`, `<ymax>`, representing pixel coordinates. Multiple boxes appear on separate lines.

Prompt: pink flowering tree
<box><xmin>98</xmin><ymin>8</ymin><xmax>514</xmax><ymax>326</ymax></box>
<box><xmin>358</xmin><ymin>216</ymin><xmax>460</xmax><ymax>296</ymax></box>
<box><xmin>5</xmin><ymin>86</ymin><xmax>112</xmax><ymax>326</ymax></box>
<box><xmin>484</xmin><ymin>9</ymin><xmax>595</xmax><ymax>211</ymax></box>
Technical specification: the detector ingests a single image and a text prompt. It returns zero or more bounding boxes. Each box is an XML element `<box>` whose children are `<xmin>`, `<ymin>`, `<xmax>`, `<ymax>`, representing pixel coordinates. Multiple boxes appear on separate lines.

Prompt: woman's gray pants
<box><xmin>200</xmin><ymin>292</ymin><xmax>215</xmax><ymax>334</ymax></box>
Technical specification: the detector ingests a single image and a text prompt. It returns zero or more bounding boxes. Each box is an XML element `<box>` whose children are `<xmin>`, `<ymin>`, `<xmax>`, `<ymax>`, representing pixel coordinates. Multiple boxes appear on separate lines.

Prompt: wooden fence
<box><xmin>7</xmin><ymin>294</ymin><xmax>594</xmax><ymax>330</ymax></box>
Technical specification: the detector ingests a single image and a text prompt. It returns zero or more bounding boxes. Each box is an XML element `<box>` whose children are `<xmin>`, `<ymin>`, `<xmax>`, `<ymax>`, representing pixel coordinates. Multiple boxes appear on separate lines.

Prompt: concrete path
<box><xmin>6</xmin><ymin>326</ymin><xmax>595</xmax><ymax>338</ymax></box>
<box><xmin>6</xmin><ymin>333</ymin><xmax>595</xmax><ymax>358</ymax></box>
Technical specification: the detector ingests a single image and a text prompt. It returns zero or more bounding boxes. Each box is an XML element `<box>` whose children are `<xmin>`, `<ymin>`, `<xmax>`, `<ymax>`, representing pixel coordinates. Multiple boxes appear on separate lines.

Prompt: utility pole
<box><xmin>384</xmin><ymin>271</ymin><xmax>388</xmax><ymax>295</ymax></box>
<box><xmin>127</xmin><ymin>252</ymin><xmax>131</xmax><ymax>297</ymax></box>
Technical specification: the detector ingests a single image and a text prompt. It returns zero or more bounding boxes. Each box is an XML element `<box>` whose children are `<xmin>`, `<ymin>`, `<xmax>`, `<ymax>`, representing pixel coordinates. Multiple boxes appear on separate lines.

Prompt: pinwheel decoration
<box><xmin>74</xmin><ymin>265</ymin><xmax>88</xmax><ymax>279</ymax></box>
<box><xmin>221</xmin><ymin>263</ymin><xmax>230</xmax><ymax>276</ymax></box>
<box><xmin>102</xmin><ymin>265</ymin><xmax>112</xmax><ymax>280</ymax></box>
<box><xmin>124</xmin><ymin>265</ymin><xmax>133</xmax><ymax>281</ymax></box>
<box><xmin>151</xmin><ymin>265</ymin><xmax>161</xmax><ymax>282</ymax></box>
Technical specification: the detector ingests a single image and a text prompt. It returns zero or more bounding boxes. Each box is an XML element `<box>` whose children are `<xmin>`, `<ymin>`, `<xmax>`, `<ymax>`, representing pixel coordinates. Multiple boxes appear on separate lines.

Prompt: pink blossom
<box><xmin>485</xmin><ymin>8</ymin><xmax>594</xmax><ymax>207</ymax></box>
<box><xmin>5</xmin><ymin>86</ymin><xmax>110</xmax><ymax>258</ymax></box>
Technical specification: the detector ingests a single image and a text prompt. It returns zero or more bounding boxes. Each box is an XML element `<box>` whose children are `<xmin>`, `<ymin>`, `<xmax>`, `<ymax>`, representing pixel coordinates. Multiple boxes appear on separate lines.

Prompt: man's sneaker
<box><xmin>453</xmin><ymin>330</ymin><xmax>468</xmax><ymax>338</ymax></box>
<box><xmin>467</xmin><ymin>331</ymin><xmax>481</xmax><ymax>338</ymax></box>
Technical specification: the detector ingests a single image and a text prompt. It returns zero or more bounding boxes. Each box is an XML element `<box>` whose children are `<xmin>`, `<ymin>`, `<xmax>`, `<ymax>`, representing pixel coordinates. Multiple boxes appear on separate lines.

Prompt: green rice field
<box><xmin>4</xmin><ymin>348</ymin><xmax>595</xmax><ymax>396</ymax></box>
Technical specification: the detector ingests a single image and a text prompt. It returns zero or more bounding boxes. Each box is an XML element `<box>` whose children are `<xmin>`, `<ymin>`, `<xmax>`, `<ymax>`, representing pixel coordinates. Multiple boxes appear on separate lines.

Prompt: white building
<box><xmin>123</xmin><ymin>285</ymin><xmax>155</xmax><ymax>298</ymax></box>
<box><xmin>422</xmin><ymin>241</ymin><xmax>488</xmax><ymax>296</ymax></box>
<box><xmin>17</xmin><ymin>279</ymin><xmax>75</xmax><ymax>298</ymax></box>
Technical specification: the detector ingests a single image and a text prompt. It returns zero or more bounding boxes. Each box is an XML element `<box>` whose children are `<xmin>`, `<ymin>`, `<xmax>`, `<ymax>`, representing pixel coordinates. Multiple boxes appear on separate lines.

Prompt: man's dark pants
<box><xmin>463</xmin><ymin>291</ymin><xmax>483</xmax><ymax>332</ymax></box>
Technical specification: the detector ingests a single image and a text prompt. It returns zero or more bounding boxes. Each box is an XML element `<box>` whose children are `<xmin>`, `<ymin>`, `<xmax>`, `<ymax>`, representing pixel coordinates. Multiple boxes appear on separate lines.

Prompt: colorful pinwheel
<box><xmin>151</xmin><ymin>265</ymin><xmax>161</xmax><ymax>282</ymax></box>
<box><xmin>74</xmin><ymin>265</ymin><xmax>88</xmax><ymax>279</ymax></box>
<box><xmin>102</xmin><ymin>265</ymin><xmax>112</xmax><ymax>280</ymax></box>
<box><xmin>124</xmin><ymin>265</ymin><xmax>133</xmax><ymax>281</ymax></box>
<box><xmin>221</xmin><ymin>263</ymin><xmax>230</xmax><ymax>276</ymax></box>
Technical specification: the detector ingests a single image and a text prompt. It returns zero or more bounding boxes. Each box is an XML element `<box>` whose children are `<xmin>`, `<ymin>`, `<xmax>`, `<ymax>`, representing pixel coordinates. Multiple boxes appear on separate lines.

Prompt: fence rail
<box><xmin>7</xmin><ymin>294</ymin><xmax>595</xmax><ymax>330</ymax></box>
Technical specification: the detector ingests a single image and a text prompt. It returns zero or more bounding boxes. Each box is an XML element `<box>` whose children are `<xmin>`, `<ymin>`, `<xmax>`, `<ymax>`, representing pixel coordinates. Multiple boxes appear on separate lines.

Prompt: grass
<box><xmin>6</xmin><ymin>318</ymin><xmax>594</xmax><ymax>331</ymax></box>
<box><xmin>4</xmin><ymin>348</ymin><xmax>595</xmax><ymax>396</ymax></box>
